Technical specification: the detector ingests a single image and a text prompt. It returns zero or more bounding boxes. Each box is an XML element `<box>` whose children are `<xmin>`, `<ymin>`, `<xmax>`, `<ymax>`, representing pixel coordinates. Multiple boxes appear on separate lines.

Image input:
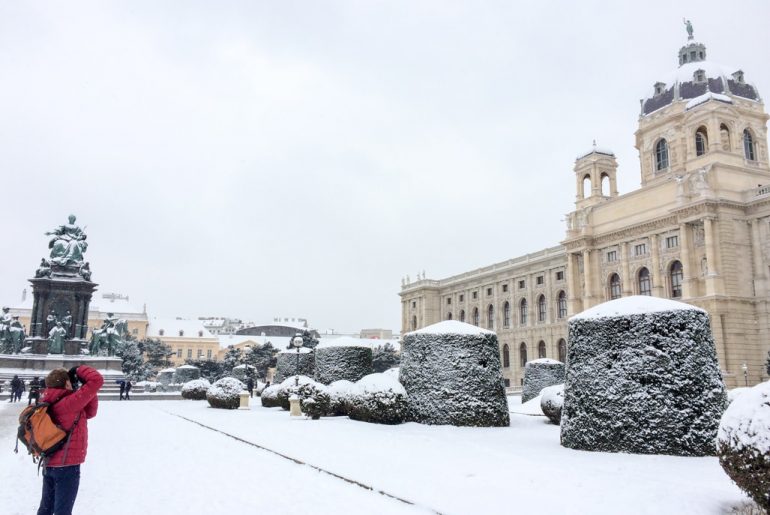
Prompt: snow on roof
<box><xmin>218</xmin><ymin>334</ymin><xmax>264</xmax><ymax>349</ymax></box>
<box><xmin>408</xmin><ymin>320</ymin><xmax>494</xmax><ymax>336</ymax></box>
<box><xmin>277</xmin><ymin>347</ymin><xmax>312</xmax><ymax>354</ymax></box>
<box><xmin>646</xmin><ymin>60</ymin><xmax>739</xmax><ymax>98</ymax></box>
<box><xmin>526</xmin><ymin>358</ymin><xmax>562</xmax><ymax>366</ymax></box>
<box><xmin>316</xmin><ymin>336</ymin><xmax>373</xmax><ymax>350</ymax></box>
<box><xmin>576</xmin><ymin>146</ymin><xmax>615</xmax><ymax>160</ymax></box>
<box><xmin>570</xmin><ymin>296</ymin><xmax>705</xmax><ymax>321</ymax></box>
<box><xmin>685</xmin><ymin>91</ymin><xmax>732</xmax><ymax>110</ymax></box>
<box><xmin>147</xmin><ymin>318</ymin><xmax>214</xmax><ymax>339</ymax></box>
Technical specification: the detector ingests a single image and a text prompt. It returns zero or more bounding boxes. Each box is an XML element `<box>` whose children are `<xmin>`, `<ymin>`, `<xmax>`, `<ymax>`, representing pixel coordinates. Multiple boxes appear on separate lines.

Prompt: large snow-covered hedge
<box><xmin>522</xmin><ymin>359</ymin><xmax>565</xmax><ymax>403</ymax></box>
<box><xmin>260</xmin><ymin>384</ymin><xmax>282</xmax><ymax>408</ymax></box>
<box><xmin>348</xmin><ymin>373</ymin><xmax>408</xmax><ymax>425</ymax></box>
<box><xmin>717</xmin><ymin>381</ymin><xmax>770</xmax><ymax>511</ymax></box>
<box><xmin>174</xmin><ymin>365</ymin><xmax>200</xmax><ymax>384</ymax></box>
<box><xmin>540</xmin><ymin>384</ymin><xmax>564</xmax><ymax>425</ymax></box>
<box><xmin>206</xmin><ymin>377</ymin><xmax>246</xmax><ymax>410</ymax></box>
<box><xmin>274</xmin><ymin>348</ymin><xmax>314</xmax><ymax>383</ymax></box>
<box><xmin>181</xmin><ymin>379</ymin><xmax>211</xmax><ymax>400</ymax></box>
<box><xmin>561</xmin><ymin>296</ymin><xmax>727</xmax><ymax>456</ymax></box>
<box><xmin>400</xmin><ymin>321</ymin><xmax>509</xmax><ymax>427</ymax></box>
<box><xmin>314</xmin><ymin>337</ymin><xmax>373</xmax><ymax>384</ymax></box>
<box><xmin>327</xmin><ymin>380</ymin><xmax>356</xmax><ymax>416</ymax></box>
<box><xmin>232</xmin><ymin>364</ymin><xmax>256</xmax><ymax>383</ymax></box>
<box><xmin>157</xmin><ymin>368</ymin><xmax>176</xmax><ymax>386</ymax></box>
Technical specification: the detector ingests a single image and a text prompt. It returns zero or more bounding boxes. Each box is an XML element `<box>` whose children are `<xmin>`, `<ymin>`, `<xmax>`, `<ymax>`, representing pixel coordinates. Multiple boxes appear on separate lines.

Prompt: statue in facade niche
<box><xmin>683</xmin><ymin>18</ymin><xmax>694</xmax><ymax>40</ymax></box>
<box><xmin>46</xmin><ymin>214</ymin><xmax>88</xmax><ymax>266</ymax></box>
<box><xmin>89</xmin><ymin>313</ymin><xmax>127</xmax><ymax>356</ymax></box>
<box><xmin>62</xmin><ymin>311</ymin><xmax>72</xmax><ymax>337</ymax></box>
<box><xmin>48</xmin><ymin>322</ymin><xmax>66</xmax><ymax>354</ymax></box>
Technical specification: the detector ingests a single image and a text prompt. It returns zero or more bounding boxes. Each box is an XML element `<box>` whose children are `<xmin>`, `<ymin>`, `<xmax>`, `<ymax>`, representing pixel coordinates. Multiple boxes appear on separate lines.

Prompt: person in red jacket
<box><xmin>37</xmin><ymin>365</ymin><xmax>103</xmax><ymax>515</ymax></box>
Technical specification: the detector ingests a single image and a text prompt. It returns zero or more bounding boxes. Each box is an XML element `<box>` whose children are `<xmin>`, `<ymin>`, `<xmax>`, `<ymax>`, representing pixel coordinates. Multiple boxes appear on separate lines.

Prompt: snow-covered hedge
<box><xmin>522</xmin><ymin>359</ymin><xmax>565</xmax><ymax>403</ymax></box>
<box><xmin>260</xmin><ymin>384</ymin><xmax>282</xmax><ymax>408</ymax></box>
<box><xmin>314</xmin><ymin>338</ymin><xmax>373</xmax><ymax>384</ymax></box>
<box><xmin>206</xmin><ymin>377</ymin><xmax>246</xmax><ymax>410</ymax></box>
<box><xmin>348</xmin><ymin>373</ymin><xmax>408</xmax><ymax>425</ymax></box>
<box><xmin>181</xmin><ymin>379</ymin><xmax>211</xmax><ymax>400</ymax></box>
<box><xmin>232</xmin><ymin>364</ymin><xmax>257</xmax><ymax>384</ymax></box>
<box><xmin>383</xmin><ymin>367</ymin><xmax>399</xmax><ymax>381</ymax></box>
<box><xmin>275</xmin><ymin>375</ymin><xmax>316</xmax><ymax>410</ymax></box>
<box><xmin>297</xmin><ymin>382</ymin><xmax>331</xmax><ymax>420</ymax></box>
<box><xmin>400</xmin><ymin>321</ymin><xmax>509</xmax><ymax>427</ymax></box>
<box><xmin>540</xmin><ymin>384</ymin><xmax>564</xmax><ymax>425</ymax></box>
<box><xmin>327</xmin><ymin>380</ymin><xmax>355</xmax><ymax>416</ymax></box>
<box><xmin>274</xmin><ymin>349</ymin><xmax>314</xmax><ymax>383</ymax></box>
<box><xmin>727</xmin><ymin>387</ymin><xmax>750</xmax><ymax>404</ymax></box>
<box><xmin>561</xmin><ymin>296</ymin><xmax>727</xmax><ymax>456</ymax></box>
<box><xmin>157</xmin><ymin>368</ymin><xmax>176</xmax><ymax>386</ymax></box>
<box><xmin>136</xmin><ymin>381</ymin><xmax>160</xmax><ymax>393</ymax></box>
<box><xmin>174</xmin><ymin>365</ymin><xmax>200</xmax><ymax>384</ymax></box>
<box><xmin>717</xmin><ymin>381</ymin><xmax>770</xmax><ymax>511</ymax></box>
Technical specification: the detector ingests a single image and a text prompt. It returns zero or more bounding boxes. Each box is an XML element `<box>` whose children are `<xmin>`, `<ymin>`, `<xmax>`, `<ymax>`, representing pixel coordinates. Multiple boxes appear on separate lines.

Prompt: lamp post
<box><xmin>292</xmin><ymin>334</ymin><xmax>304</xmax><ymax>387</ymax></box>
<box><xmin>742</xmin><ymin>363</ymin><xmax>748</xmax><ymax>387</ymax></box>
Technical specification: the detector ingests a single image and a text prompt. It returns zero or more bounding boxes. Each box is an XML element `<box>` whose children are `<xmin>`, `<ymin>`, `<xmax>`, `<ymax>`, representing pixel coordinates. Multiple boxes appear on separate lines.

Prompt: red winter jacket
<box><xmin>40</xmin><ymin>366</ymin><xmax>104</xmax><ymax>467</ymax></box>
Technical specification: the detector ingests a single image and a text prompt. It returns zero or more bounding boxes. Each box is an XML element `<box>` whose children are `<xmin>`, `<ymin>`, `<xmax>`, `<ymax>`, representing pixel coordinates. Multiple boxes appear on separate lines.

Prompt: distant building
<box><xmin>359</xmin><ymin>328</ymin><xmax>393</xmax><ymax>340</ymax></box>
<box><xmin>237</xmin><ymin>317</ymin><xmax>319</xmax><ymax>339</ymax></box>
<box><xmin>147</xmin><ymin>318</ymin><xmax>219</xmax><ymax>366</ymax></box>
<box><xmin>198</xmin><ymin>317</ymin><xmax>250</xmax><ymax>335</ymax></box>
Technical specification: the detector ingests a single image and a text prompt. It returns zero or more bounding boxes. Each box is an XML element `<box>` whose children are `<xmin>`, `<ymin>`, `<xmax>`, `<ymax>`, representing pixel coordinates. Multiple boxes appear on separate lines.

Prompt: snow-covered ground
<box><xmin>0</xmin><ymin>397</ymin><xmax>750</xmax><ymax>514</ymax></box>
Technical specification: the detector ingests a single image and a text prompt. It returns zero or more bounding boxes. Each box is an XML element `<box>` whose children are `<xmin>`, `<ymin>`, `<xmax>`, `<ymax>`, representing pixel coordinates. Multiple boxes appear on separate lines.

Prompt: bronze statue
<box><xmin>46</xmin><ymin>214</ymin><xmax>88</xmax><ymax>266</ymax></box>
<box><xmin>48</xmin><ymin>322</ymin><xmax>66</xmax><ymax>354</ymax></box>
<box><xmin>89</xmin><ymin>313</ymin><xmax>127</xmax><ymax>356</ymax></box>
<box><xmin>683</xmin><ymin>18</ymin><xmax>694</xmax><ymax>40</ymax></box>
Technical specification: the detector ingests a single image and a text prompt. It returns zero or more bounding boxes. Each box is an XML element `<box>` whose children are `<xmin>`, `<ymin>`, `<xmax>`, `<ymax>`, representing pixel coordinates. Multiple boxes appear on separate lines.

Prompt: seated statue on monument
<box><xmin>48</xmin><ymin>321</ymin><xmax>67</xmax><ymax>354</ymax></box>
<box><xmin>89</xmin><ymin>313</ymin><xmax>128</xmax><ymax>356</ymax></box>
<box><xmin>9</xmin><ymin>316</ymin><xmax>26</xmax><ymax>354</ymax></box>
<box><xmin>45</xmin><ymin>214</ymin><xmax>88</xmax><ymax>267</ymax></box>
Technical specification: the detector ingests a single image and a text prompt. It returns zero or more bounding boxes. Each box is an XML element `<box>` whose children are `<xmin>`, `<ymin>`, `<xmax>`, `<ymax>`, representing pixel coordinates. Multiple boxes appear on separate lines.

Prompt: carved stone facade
<box><xmin>400</xmin><ymin>34</ymin><xmax>770</xmax><ymax>388</ymax></box>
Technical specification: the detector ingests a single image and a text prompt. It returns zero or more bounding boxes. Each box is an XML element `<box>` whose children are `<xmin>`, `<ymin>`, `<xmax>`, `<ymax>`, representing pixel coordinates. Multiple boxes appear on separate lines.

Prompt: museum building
<box><xmin>399</xmin><ymin>33</ymin><xmax>769</xmax><ymax>388</ymax></box>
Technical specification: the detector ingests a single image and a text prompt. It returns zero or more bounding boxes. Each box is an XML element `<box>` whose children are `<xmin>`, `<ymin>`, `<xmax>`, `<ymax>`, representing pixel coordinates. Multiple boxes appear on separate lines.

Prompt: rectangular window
<box><xmin>177</xmin><ymin>348</ymin><xmax>182</xmax><ymax>358</ymax></box>
<box><xmin>666</xmin><ymin>235</ymin><xmax>679</xmax><ymax>249</ymax></box>
<box><xmin>207</xmin><ymin>349</ymin><xmax>212</xmax><ymax>359</ymax></box>
<box><xmin>502</xmin><ymin>284</ymin><xmax>508</xmax><ymax>292</ymax></box>
<box><xmin>518</xmin><ymin>280</ymin><xmax>525</xmax><ymax>289</ymax></box>
<box><xmin>446</xmin><ymin>298</ymin><xmax>452</xmax><ymax>305</ymax></box>
<box><xmin>634</xmin><ymin>243</ymin><xmax>647</xmax><ymax>256</ymax></box>
<box><xmin>607</xmin><ymin>250</ymin><xmax>617</xmax><ymax>262</ymax></box>
<box><xmin>411</xmin><ymin>301</ymin><xmax>416</xmax><ymax>308</ymax></box>
<box><xmin>555</xmin><ymin>271</ymin><xmax>564</xmax><ymax>281</ymax></box>
<box><xmin>459</xmin><ymin>294</ymin><xmax>464</xmax><ymax>302</ymax></box>
<box><xmin>536</xmin><ymin>276</ymin><xmax>544</xmax><ymax>285</ymax></box>
<box><xmin>504</xmin><ymin>379</ymin><xmax>511</xmax><ymax>387</ymax></box>
<box><xmin>132</xmin><ymin>328</ymin><xmax>138</xmax><ymax>335</ymax></box>
<box><xmin>472</xmin><ymin>291</ymin><xmax>478</xmax><ymax>300</ymax></box>
<box><xmin>187</xmin><ymin>349</ymin><xmax>192</xmax><ymax>359</ymax></box>
<box><xmin>197</xmin><ymin>349</ymin><xmax>203</xmax><ymax>358</ymax></box>
<box><xmin>486</xmin><ymin>287</ymin><xmax>492</xmax><ymax>296</ymax></box>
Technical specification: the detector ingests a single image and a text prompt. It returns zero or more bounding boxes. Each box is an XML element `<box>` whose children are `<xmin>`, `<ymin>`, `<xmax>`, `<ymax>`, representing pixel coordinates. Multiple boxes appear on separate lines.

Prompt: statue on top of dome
<box><xmin>683</xmin><ymin>18</ymin><xmax>694</xmax><ymax>40</ymax></box>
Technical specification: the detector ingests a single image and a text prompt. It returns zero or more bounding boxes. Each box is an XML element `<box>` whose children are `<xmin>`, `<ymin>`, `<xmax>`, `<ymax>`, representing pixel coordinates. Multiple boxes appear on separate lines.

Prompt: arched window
<box><xmin>447</xmin><ymin>312</ymin><xmax>453</xmax><ymax>321</ymax></box>
<box><xmin>502</xmin><ymin>344</ymin><xmax>510</xmax><ymax>368</ymax></box>
<box><xmin>582</xmin><ymin>175</ymin><xmax>591</xmax><ymax>199</ymax></box>
<box><xmin>503</xmin><ymin>301</ymin><xmax>511</xmax><ymax>328</ymax></box>
<box><xmin>459</xmin><ymin>310</ymin><xmax>465</xmax><ymax>323</ymax></box>
<box><xmin>519</xmin><ymin>342</ymin><xmax>527</xmax><ymax>368</ymax></box>
<box><xmin>695</xmin><ymin>127</ymin><xmax>708</xmax><ymax>156</ymax></box>
<box><xmin>720</xmin><ymin>123</ymin><xmax>731</xmax><ymax>151</ymax></box>
<box><xmin>609</xmin><ymin>273</ymin><xmax>621</xmax><ymax>300</ymax></box>
<box><xmin>537</xmin><ymin>295</ymin><xmax>546</xmax><ymax>322</ymax></box>
<box><xmin>557</xmin><ymin>291</ymin><xmax>567</xmax><ymax>319</ymax></box>
<box><xmin>638</xmin><ymin>267</ymin><xmax>652</xmax><ymax>296</ymax></box>
<box><xmin>519</xmin><ymin>298</ymin><xmax>528</xmax><ymax>325</ymax></box>
<box><xmin>655</xmin><ymin>138</ymin><xmax>669</xmax><ymax>171</ymax></box>
<box><xmin>670</xmin><ymin>260</ymin><xmax>684</xmax><ymax>298</ymax></box>
<box><xmin>411</xmin><ymin>316</ymin><xmax>417</xmax><ymax>331</ymax></box>
<box><xmin>601</xmin><ymin>173</ymin><xmax>610</xmax><ymax>196</ymax></box>
<box><xmin>744</xmin><ymin>129</ymin><xmax>756</xmax><ymax>160</ymax></box>
<box><xmin>558</xmin><ymin>339</ymin><xmax>567</xmax><ymax>362</ymax></box>
<box><xmin>487</xmin><ymin>304</ymin><xmax>494</xmax><ymax>330</ymax></box>
<box><xmin>538</xmin><ymin>341</ymin><xmax>546</xmax><ymax>359</ymax></box>
<box><xmin>472</xmin><ymin>307</ymin><xmax>479</xmax><ymax>326</ymax></box>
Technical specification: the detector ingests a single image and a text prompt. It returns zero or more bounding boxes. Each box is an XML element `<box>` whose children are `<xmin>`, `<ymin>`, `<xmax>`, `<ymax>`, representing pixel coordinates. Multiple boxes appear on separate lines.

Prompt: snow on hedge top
<box><xmin>408</xmin><ymin>320</ymin><xmax>494</xmax><ymax>336</ymax></box>
<box><xmin>355</xmin><ymin>373</ymin><xmax>406</xmax><ymax>395</ymax></box>
<box><xmin>570</xmin><ymin>295</ymin><xmax>705</xmax><ymax>321</ymax></box>
<box><xmin>277</xmin><ymin>347</ymin><xmax>313</xmax><ymax>354</ymax></box>
<box><xmin>233</xmin><ymin>364</ymin><xmax>255</xmax><ymax>369</ymax></box>
<box><xmin>316</xmin><ymin>336</ymin><xmax>372</xmax><ymax>349</ymax></box>
<box><xmin>526</xmin><ymin>358</ymin><xmax>562</xmax><ymax>366</ymax></box>
<box><xmin>279</xmin><ymin>375</ymin><xmax>315</xmax><ymax>388</ymax></box>
<box><xmin>177</xmin><ymin>365</ymin><xmax>197</xmax><ymax>370</ymax></box>
<box><xmin>208</xmin><ymin>377</ymin><xmax>246</xmax><ymax>397</ymax></box>
<box><xmin>159</xmin><ymin>368</ymin><xmax>176</xmax><ymax>373</ymax></box>
<box><xmin>718</xmin><ymin>381</ymin><xmax>770</xmax><ymax>455</ymax></box>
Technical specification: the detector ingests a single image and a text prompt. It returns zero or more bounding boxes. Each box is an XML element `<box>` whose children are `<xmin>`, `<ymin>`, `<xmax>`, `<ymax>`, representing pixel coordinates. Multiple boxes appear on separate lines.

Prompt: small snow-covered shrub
<box><xmin>522</xmin><ymin>359</ymin><xmax>565</xmax><ymax>403</ymax></box>
<box><xmin>232</xmin><ymin>364</ymin><xmax>257</xmax><ymax>384</ymax></box>
<box><xmin>157</xmin><ymin>368</ymin><xmax>176</xmax><ymax>386</ymax></box>
<box><xmin>540</xmin><ymin>384</ymin><xmax>565</xmax><ymax>425</ymax></box>
<box><xmin>260</xmin><ymin>384</ymin><xmax>282</xmax><ymax>408</ymax></box>
<box><xmin>718</xmin><ymin>381</ymin><xmax>770</xmax><ymax>511</ymax></box>
<box><xmin>383</xmin><ymin>367</ymin><xmax>399</xmax><ymax>381</ymax></box>
<box><xmin>327</xmin><ymin>380</ymin><xmax>355</xmax><ymax>416</ymax></box>
<box><xmin>206</xmin><ymin>377</ymin><xmax>246</xmax><ymax>409</ymax></box>
<box><xmin>297</xmin><ymin>382</ymin><xmax>331</xmax><ymax>420</ymax></box>
<box><xmin>174</xmin><ymin>365</ymin><xmax>200</xmax><ymax>384</ymax></box>
<box><xmin>348</xmin><ymin>373</ymin><xmax>408</xmax><ymax>425</ymax></box>
<box><xmin>561</xmin><ymin>296</ymin><xmax>727</xmax><ymax>456</ymax></box>
<box><xmin>276</xmin><ymin>375</ymin><xmax>316</xmax><ymax>410</ymax></box>
<box><xmin>275</xmin><ymin>349</ymin><xmax>314</xmax><ymax>383</ymax></box>
<box><xmin>400</xmin><ymin>321</ymin><xmax>509</xmax><ymax>427</ymax></box>
<box><xmin>728</xmin><ymin>387</ymin><xmax>750</xmax><ymax>404</ymax></box>
<box><xmin>254</xmin><ymin>380</ymin><xmax>267</xmax><ymax>396</ymax></box>
<box><xmin>136</xmin><ymin>381</ymin><xmax>159</xmax><ymax>393</ymax></box>
<box><xmin>181</xmin><ymin>379</ymin><xmax>211</xmax><ymax>400</ymax></box>
<box><xmin>314</xmin><ymin>338</ymin><xmax>373</xmax><ymax>384</ymax></box>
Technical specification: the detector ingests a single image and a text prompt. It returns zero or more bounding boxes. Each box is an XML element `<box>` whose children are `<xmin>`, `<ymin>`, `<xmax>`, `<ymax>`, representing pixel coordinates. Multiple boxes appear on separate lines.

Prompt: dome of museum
<box><xmin>641</xmin><ymin>38</ymin><xmax>761</xmax><ymax>116</ymax></box>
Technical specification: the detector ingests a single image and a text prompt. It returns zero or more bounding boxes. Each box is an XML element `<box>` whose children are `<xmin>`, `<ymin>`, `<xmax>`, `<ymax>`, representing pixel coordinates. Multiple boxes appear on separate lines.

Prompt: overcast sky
<box><xmin>1</xmin><ymin>1</ymin><xmax>769</xmax><ymax>333</ymax></box>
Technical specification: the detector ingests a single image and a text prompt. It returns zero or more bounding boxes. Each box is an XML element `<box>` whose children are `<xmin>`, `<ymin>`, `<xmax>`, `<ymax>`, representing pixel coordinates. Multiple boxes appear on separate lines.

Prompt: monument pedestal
<box><xmin>64</xmin><ymin>339</ymin><xmax>86</xmax><ymax>356</ymax></box>
<box><xmin>29</xmin><ymin>337</ymin><xmax>48</xmax><ymax>355</ymax></box>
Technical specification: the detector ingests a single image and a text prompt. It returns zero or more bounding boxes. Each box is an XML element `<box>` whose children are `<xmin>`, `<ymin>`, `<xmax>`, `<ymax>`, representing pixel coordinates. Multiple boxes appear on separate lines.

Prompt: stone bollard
<box><xmin>289</xmin><ymin>394</ymin><xmax>302</xmax><ymax>416</ymax></box>
<box><xmin>238</xmin><ymin>391</ymin><xmax>250</xmax><ymax>410</ymax></box>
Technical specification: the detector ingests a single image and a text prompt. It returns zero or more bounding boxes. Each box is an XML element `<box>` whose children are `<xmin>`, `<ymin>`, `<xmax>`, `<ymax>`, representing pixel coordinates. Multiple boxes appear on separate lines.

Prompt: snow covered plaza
<box><xmin>0</xmin><ymin>397</ymin><xmax>751</xmax><ymax>515</ymax></box>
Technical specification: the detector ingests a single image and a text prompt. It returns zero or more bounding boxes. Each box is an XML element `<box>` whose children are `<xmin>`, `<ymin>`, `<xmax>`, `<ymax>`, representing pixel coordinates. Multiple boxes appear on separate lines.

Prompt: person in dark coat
<box><xmin>28</xmin><ymin>376</ymin><xmax>42</xmax><ymax>406</ymax></box>
<box><xmin>10</xmin><ymin>375</ymin><xmax>22</xmax><ymax>403</ymax></box>
<box><xmin>124</xmin><ymin>380</ymin><xmax>132</xmax><ymax>400</ymax></box>
<box><xmin>247</xmin><ymin>377</ymin><xmax>255</xmax><ymax>398</ymax></box>
<box><xmin>118</xmin><ymin>380</ymin><xmax>126</xmax><ymax>400</ymax></box>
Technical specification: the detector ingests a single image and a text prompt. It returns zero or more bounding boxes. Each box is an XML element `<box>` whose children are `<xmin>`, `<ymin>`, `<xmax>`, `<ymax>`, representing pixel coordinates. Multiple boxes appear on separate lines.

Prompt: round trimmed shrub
<box><xmin>540</xmin><ymin>384</ymin><xmax>565</xmax><ymax>425</ymax></box>
<box><xmin>157</xmin><ymin>368</ymin><xmax>176</xmax><ymax>386</ymax></box>
<box><xmin>206</xmin><ymin>377</ymin><xmax>246</xmax><ymax>409</ymax></box>
<box><xmin>314</xmin><ymin>337</ymin><xmax>373</xmax><ymax>384</ymax></box>
<box><xmin>383</xmin><ymin>367</ymin><xmax>400</xmax><ymax>381</ymax></box>
<box><xmin>728</xmin><ymin>387</ymin><xmax>750</xmax><ymax>404</ymax></box>
<box><xmin>328</xmin><ymin>380</ymin><xmax>355</xmax><ymax>416</ymax></box>
<box><xmin>297</xmin><ymin>382</ymin><xmax>331</xmax><ymax>420</ymax></box>
<box><xmin>561</xmin><ymin>296</ymin><xmax>727</xmax><ymax>456</ymax></box>
<box><xmin>275</xmin><ymin>349</ymin><xmax>314</xmax><ymax>383</ymax></box>
<box><xmin>348</xmin><ymin>373</ymin><xmax>408</xmax><ymax>425</ymax></box>
<box><xmin>181</xmin><ymin>379</ymin><xmax>211</xmax><ymax>400</ymax></box>
<box><xmin>276</xmin><ymin>375</ymin><xmax>315</xmax><ymax>410</ymax></box>
<box><xmin>717</xmin><ymin>380</ymin><xmax>770</xmax><ymax>511</ymax></box>
<box><xmin>232</xmin><ymin>364</ymin><xmax>257</xmax><ymax>383</ymax></box>
<box><xmin>260</xmin><ymin>384</ymin><xmax>282</xmax><ymax>408</ymax></box>
<box><xmin>400</xmin><ymin>321</ymin><xmax>510</xmax><ymax>427</ymax></box>
<box><xmin>174</xmin><ymin>365</ymin><xmax>200</xmax><ymax>384</ymax></box>
<box><xmin>522</xmin><ymin>359</ymin><xmax>565</xmax><ymax>403</ymax></box>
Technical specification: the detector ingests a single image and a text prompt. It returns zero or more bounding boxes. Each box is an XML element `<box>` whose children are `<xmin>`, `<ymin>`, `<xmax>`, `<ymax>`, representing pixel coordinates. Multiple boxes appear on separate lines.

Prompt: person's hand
<box><xmin>68</xmin><ymin>367</ymin><xmax>80</xmax><ymax>386</ymax></box>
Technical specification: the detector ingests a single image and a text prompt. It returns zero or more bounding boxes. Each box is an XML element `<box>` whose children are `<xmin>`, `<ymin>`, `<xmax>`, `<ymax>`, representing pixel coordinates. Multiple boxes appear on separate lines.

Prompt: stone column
<box><xmin>650</xmin><ymin>234</ymin><xmax>663</xmax><ymax>296</ymax></box>
<box><xmin>679</xmin><ymin>223</ymin><xmax>693</xmax><ymax>298</ymax></box>
<box><xmin>750</xmin><ymin>219</ymin><xmax>766</xmax><ymax>295</ymax></box>
<box><xmin>704</xmin><ymin>217</ymin><xmax>720</xmax><ymax>296</ymax></box>
<box><xmin>621</xmin><ymin>243</ymin><xmax>632</xmax><ymax>295</ymax></box>
<box><xmin>583</xmin><ymin>249</ymin><xmax>594</xmax><ymax>308</ymax></box>
<box><xmin>566</xmin><ymin>252</ymin><xmax>582</xmax><ymax>315</ymax></box>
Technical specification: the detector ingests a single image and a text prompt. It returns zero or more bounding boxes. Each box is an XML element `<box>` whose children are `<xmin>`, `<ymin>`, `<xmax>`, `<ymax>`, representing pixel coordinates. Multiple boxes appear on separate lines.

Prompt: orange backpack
<box><xmin>15</xmin><ymin>401</ymin><xmax>80</xmax><ymax>468</ymax></box>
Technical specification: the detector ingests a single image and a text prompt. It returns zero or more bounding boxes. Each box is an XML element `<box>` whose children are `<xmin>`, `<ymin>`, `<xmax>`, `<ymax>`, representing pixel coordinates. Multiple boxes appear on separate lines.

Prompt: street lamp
<box><xmin>292</xmin><ymin>334</ymin><xmax>304</xmax><ymax>386</ymax></box>
<box><xmin>742</xmin><ymin>363</ymin><xmax>748</xmax><ymax>387</ymax></box>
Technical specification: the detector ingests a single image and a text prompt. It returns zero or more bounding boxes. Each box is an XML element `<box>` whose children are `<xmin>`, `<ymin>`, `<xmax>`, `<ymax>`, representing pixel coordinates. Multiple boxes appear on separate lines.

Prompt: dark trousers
<box><xmin>37</xmin><ymin>465</ymin><xmax>80</xmax><ymax>515</ymax></box>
